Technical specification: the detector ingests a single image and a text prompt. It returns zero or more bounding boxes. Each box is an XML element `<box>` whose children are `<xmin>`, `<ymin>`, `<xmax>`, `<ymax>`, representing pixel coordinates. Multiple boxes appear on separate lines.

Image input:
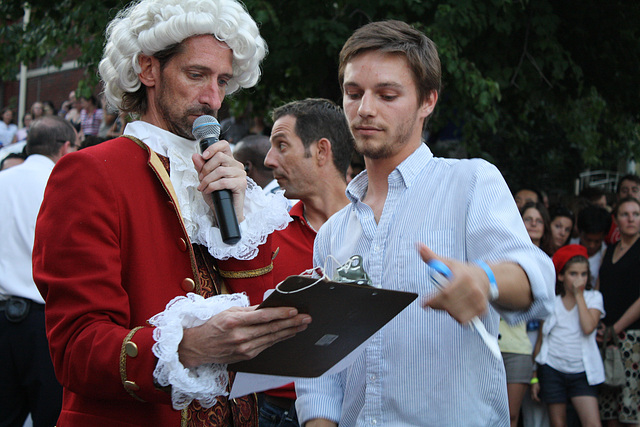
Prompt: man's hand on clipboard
<box><xmin>179</xmin><ymin>306</ymin><xmax>312</xmax><ymax>368</ymax></box>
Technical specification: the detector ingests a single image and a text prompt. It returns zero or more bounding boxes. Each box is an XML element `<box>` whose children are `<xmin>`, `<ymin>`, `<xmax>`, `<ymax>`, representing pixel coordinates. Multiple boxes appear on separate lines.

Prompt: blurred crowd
<box><xmin>1</xmin><ymin>88</ymin><xmax>638</xmax><ymax>427</ymax></box>
<box><xmin>0</xmin><ymin>91</ymin><xmax>127</xmax><ymax>169</ymax></box>
<box><xmin>505</xmin><ymin>177</ymin><xmax>640</xmax><ymax>427</ymax></box>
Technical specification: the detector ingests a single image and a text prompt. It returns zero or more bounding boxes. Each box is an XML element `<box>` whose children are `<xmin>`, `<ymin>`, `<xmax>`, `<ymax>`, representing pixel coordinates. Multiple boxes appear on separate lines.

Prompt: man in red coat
<box><xmin>32</xmin><ymin>0</ymin><xmax>310</xmax><ymax>426</ymax></box>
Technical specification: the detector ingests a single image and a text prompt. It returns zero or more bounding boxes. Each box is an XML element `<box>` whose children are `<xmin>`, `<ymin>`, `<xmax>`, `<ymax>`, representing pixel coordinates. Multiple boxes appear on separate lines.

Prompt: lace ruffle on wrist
<box><xmin>148</xmin><ymin>292</ymin><xmax>249</xmax><ymax>410</ymax></box>
<box><xmin>195</xmin><ymin>178</ymin><xmax>292</xmax><ymax>260</ymax></box>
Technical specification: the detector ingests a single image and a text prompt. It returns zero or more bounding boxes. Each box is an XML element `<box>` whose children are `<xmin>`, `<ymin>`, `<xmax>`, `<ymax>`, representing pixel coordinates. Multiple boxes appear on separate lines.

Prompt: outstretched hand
<box><xmin>178</xmin><ymin>306</ymin><xmax>312</xmax><ymax>368</ymax></box>
<box><xmin>418</xmin><ymin>243</ymin><xmax>491</xmax><ymax>324</ymax></box>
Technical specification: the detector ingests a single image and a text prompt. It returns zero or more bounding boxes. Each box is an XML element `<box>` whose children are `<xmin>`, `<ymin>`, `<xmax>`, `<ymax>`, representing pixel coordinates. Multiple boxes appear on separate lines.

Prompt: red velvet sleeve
<box><xmin>33</xmin><ymin>149</ymin><xmax>171</xmax><ymax>404</ymax></box>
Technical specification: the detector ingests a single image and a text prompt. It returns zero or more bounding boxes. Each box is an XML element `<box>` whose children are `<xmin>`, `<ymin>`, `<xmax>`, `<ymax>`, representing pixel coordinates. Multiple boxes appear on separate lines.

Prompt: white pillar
<box><xmin>17</xmin><ymin>5</ymin><xmax>31</xmax><ymax>129</ymax></box>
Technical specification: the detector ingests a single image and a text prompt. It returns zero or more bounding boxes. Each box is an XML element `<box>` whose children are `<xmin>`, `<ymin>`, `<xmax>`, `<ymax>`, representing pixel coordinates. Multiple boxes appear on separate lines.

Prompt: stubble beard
<box><xmin>352</xmin><ymin>115</ymin><xmax>417</xmax><ymax>160</ymax></box>
<box><xmin>156</xmin><ymin>83</ymin><xmax>217</xmax><ymax>140</ymax></box>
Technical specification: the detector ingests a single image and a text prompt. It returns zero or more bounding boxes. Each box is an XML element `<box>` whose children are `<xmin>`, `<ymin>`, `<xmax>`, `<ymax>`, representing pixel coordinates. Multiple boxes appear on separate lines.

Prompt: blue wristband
<box><xmin>475</xmin><ymin>260</ymin><xmax>498</xmax><ymax>301</ymax></box>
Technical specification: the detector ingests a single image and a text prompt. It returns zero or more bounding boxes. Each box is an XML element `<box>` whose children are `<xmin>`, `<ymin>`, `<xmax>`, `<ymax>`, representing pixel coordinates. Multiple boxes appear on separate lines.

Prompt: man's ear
<box><xmin>419</xmin><ymin>90</ymin><xmax>438</xmax><ymax>120</ymax></box>
<box><xmin>243</xmin><ymin>161</ymin><xmax>252</xmax><ymax>174</ymax></box>
<box><xmin>315</xmin><ymin>138</ymin><xmax>331</xmax><ymax>167</ymax></box>
<box><xmin>58</xmin><ymin>140</ymin><xmax>74</xmax><ymax>158</ymax></box>
<box><xmin>138</xmin><ymin>54</ymin><xmax>158</xmax><ymax>88</ymax></box>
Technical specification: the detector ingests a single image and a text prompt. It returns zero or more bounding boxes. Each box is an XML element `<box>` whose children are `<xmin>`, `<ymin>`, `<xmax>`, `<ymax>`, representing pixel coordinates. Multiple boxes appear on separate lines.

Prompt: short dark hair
<box><xmin>0</xmin><ymin>152</ymin><xmax>26</xmax><ymax>170</ymax></box>
<box><xmin>579</xmin><ymin>186</ymin><xmax>606</xmax><ymax>204</ymax></box>
<box><xmin>271</xmin><ymin>98</ymin><xmax>354</xmax><ymax>178</ymax></box>
<box><xmin>26</xmin><ymin>116</ymin><xmax>76</xmax><ymax>157</ymax></box>
<box><xmin>339</xmin><ymin>20</ymin><xmax>441</xmax><ymax>107</ymax></box>
<box><xmin>617</xmin><ymin>174</ymin><xmax>640</xmax><ymax>194</ymax></box>
<box><xmin>576</xmin><ymin>205</ymin><xmax>611</xmax><ymax>234</ymax></box>
<box><xmin>234</xmin><ymin>134</ymin><xmax>271</xmax><ymax>173</ymax></box>
<box><xmin>549</xmin><ymin>204</ymin><xmax>575</xmax><ymax>224</ymax></box>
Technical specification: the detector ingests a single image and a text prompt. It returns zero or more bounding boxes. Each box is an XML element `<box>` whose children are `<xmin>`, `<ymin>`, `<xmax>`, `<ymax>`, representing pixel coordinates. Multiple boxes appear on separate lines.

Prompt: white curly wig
<box><xmin>98</xmin><ymin>0</ymin><xmax>267</xmax><ymax>114</ymax></box>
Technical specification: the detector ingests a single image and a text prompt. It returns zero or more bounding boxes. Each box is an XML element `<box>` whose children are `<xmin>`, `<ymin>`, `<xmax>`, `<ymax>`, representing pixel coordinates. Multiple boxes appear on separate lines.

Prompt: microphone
<box><xmin>192</xmin><ymin>115</ymin><xmax>241</xmax><ymax>245</ymax></box>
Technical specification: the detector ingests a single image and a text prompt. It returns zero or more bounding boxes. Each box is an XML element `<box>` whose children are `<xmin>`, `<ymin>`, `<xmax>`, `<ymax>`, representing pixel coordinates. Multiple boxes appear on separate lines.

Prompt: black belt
<box><xmin>0</xmin><ymin>297</ymin><xmax>44</xmax><ymax>311</ymax></box>
<box><xmin>1</xmin><ymin>296</ymin><xmax>43</xmax><ymax>323</ymax></box>
<box><xmin>264</xmin><ymin>394</ymin><xmax>296</xmax><ymax>411</ymax></box>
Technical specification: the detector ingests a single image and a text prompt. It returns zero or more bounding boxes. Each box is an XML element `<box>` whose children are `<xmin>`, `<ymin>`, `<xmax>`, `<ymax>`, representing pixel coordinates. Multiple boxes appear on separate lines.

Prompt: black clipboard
<box><xmin>229</xmin><ymin>275</ymin><xmax>418</xmax><ymax>377</ymax></box>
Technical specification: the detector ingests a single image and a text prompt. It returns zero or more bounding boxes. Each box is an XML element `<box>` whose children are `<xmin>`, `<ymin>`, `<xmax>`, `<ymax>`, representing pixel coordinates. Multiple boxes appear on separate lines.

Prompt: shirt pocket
<box><xmin>393</xmin><ymin>228</ymin><xmax>457</xmax><ymax>294</ymax></box>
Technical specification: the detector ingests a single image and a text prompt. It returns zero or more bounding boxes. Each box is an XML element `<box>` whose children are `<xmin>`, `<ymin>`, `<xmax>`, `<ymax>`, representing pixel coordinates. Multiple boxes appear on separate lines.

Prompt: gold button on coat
<box><xmin>181</xmin><ymin>278</ymin><xmax>195</xmax><ymax>292</ymax></box>
<box><xmin>125</xmin><ymin>341</ymin><xmax>138</xmax><ymax>358</ymax></box>
<box><xmin>178</xmin><ymin>238</ymin><xmax>188</xmax><ymax>252</ymax></box>
<box><xmin>124</xmin><ymin>380</ymin><xmax>140</xmax><ymax>391</ymax></box>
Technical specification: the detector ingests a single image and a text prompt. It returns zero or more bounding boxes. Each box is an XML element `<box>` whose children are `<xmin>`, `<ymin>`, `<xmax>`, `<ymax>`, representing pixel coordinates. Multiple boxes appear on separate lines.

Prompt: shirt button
<box><xmin>370</xmin><ymin>419</ymin><xmax>377</xmax><ymax>425</ymax></box>
<box><xmin>369</xmin><ymin>374</ymin><xmax>376</xmax><ymax>381</ymax></box>
<box><xmin>181</xmin><ymin>278</ymin><xmax>195</xmax><ymax>292</ymax></box>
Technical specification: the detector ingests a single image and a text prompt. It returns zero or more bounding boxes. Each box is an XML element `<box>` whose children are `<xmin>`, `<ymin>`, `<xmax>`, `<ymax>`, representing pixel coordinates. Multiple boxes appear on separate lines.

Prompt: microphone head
<box><xmin>192</xmin><ymin>115</ymin><xmax>221</xmax><ymax>140</ymax></box>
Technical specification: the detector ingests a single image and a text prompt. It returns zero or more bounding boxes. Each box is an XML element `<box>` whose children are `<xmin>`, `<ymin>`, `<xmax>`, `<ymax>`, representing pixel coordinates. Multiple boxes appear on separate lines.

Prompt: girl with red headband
<box><xmin>531</xmin><ymin>244</ymin><xmax>605</xmax><ymax>427</ymax></box>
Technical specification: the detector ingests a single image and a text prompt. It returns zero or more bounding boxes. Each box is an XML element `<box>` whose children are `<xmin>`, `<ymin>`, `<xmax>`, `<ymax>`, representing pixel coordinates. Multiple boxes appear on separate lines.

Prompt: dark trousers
<box><xmin>0</xmin><ymin>301</ymin><xmax>62</xmax><ymax>427</ymax></box>
<box><xmin>258</xmin><ymin>394</ymin><xmax>300</xmax><ymax>427</ymax></box>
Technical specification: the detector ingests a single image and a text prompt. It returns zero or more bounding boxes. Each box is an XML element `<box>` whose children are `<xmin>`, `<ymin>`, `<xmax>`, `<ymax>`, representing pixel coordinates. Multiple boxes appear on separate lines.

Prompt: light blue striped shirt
<box><xmin>295</xmin><ymin>144</ymin><xmax>555</xmax><ymax>426</ymax></box>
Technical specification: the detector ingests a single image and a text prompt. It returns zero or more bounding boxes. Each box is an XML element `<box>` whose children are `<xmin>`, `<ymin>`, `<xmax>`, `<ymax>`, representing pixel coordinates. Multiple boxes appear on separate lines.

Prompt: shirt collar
<box><xmin>24</xmin><ymin>153</ymin><xmax>56</xmax><ymax>169</ymax></box>
<box><xmin>346</xmin><ymin>143</ymin><xmax>433</xmax><ymax>203</ymax></box>
<box><xmin>289</xmin><ymin>200</ymin><xmax>305</xmax><ymax>220</ymax></box>
<box><xmin>123</xmin><ymin>121</ymin><xmax>198</xmax><ymax>158</ymax></box>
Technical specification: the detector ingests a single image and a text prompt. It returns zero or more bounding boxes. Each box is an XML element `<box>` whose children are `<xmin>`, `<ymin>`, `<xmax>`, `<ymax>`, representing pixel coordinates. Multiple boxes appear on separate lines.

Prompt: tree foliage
<box><xmin>1</xmin><ymin>0</ymin><xmax>638</xmax><ymax>194</ymax></box>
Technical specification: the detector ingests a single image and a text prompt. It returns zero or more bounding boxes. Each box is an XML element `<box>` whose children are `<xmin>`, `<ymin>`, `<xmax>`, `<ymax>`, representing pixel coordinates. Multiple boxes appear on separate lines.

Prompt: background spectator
<box><xmin>0</xmin><ymin>152</ymin><xmax>26</xmax><ymax>171</ymax></box>
<box><xmin>570</xmin><ymin>205</ymin><xmax>611</xmax><ymax>288</ymax></box>
<box><xmin>515</xmin><ymin>187</ymin><xmax>543</xmax><ymax>210</ymax></box>
<box><xmin>233</xmin><ymin>134</ymin><xmax>276</xmax><ymax>190</ymax></box>
<box><xmin>78</xmin><ymin>94</ymin><xmax>103</xmax><ymax>137</ymax></box>
<box><xmin>532</xmin><ymin>245</ymin><xmax>604</xmax><ymax>427</ymax></box>
<box><xmin>549</xmin><ymin>205</ymin><xmax>576</xmax><ymax>255</ymax></box>
<box><xmin>12</xmin><ymin>113</ymin><xmax>32</xmax><ymax>144</ymax></box>
<box><xmin>0</xmin><ymin>115</ymin><xmax>79</xmax><ymax>426</ymax></box>
<box><xmin>606</xmin><ymin>174</ymin><xmax>640</xmax><ymax>245</ymax></box>
<box><xmin>597</xmin><ymin>197</ymin><xmax>640</xmax><ymax>426</ymax></box>
<box><xmin>30</xmin><ymin>101</ymin><xmax>44</xmax><ymax>120</ymax></box>
<box><xmin>0</xmin><ymin>107</ymin><xmax>18</xmax><ymax>148</ymax></box>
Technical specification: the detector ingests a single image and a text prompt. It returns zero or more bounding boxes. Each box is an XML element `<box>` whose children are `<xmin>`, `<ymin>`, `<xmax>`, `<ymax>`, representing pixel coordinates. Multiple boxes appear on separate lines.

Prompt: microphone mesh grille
<box><xmin>192</xmin><ymin>115</ymin><xmax>221</xmax><ymax>139</ymax></box>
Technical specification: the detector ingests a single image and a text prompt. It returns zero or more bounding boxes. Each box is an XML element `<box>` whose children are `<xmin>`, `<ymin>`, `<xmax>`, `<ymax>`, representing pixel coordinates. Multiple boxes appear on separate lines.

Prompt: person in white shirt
<box><xmin>532</xmin><ymin>244</ymin><xmax>605</xmax><ymax>427</ymax></box>
<box><xmin>0</xmin><ymin>115</ymin><xmax>79</xmax><ymax>427</ymax></box>
<box><xmin>0</xmin><ymin>107</ymin><xmax>18</xmax><ymax>147</ymax></box>
<box><xmin>295</xmin><ymin>20</ymin><xmax>555</xmax><ymax>427</ymax></box>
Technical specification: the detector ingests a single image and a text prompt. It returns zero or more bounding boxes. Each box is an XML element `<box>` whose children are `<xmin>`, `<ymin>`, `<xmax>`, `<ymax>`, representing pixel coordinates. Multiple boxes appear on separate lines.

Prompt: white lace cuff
<box><xmin>194</xmin><ymin>178</ymin><xmax>292</xmax><ymax>260</ymax></box>
<box><xmin>148</xmin><ymin>292</ymin><xmax>249</xmax><ymax>410</ymax></box>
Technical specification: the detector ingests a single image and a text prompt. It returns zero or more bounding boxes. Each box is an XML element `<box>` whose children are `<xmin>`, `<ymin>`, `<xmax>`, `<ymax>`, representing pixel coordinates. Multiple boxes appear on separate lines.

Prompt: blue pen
<box><xmin>427</xmin><ymin>260</ymin><xmax>502</xmax><ymax>359</ymax></box>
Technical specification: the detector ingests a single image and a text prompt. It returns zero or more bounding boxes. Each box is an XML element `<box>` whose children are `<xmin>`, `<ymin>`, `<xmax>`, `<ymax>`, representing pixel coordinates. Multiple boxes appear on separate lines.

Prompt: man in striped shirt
<box><xmin>296</xmin><ymin>20</ymin><xmax>555</xmax><ymax>427</ymax></box>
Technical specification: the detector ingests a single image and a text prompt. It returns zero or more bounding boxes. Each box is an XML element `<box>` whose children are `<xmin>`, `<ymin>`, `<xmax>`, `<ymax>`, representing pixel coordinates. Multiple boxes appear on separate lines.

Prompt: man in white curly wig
<box><xmin>32</xmin><ymin>0</ymin><xmax>311</xmax><ymax>426</ymax></box>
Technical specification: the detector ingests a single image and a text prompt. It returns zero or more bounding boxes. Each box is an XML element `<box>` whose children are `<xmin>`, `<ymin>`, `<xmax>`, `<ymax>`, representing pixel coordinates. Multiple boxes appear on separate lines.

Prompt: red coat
<box><xmin>219</xmin><ymin>201</ymin><xmax>316</xmax><ymax>401</ymax></box>
<box><xmin>33</xmin><ymin>136</ymin><xmax>253</xmax><ymax>426</ymax></box>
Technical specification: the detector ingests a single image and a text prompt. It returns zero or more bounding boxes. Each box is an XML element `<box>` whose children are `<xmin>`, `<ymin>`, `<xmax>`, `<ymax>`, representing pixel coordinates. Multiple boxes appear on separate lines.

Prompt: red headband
<box><xmin>552</xmin><ymin>244</ymin><xmax>588</xmax><ymax>274</ymax></box>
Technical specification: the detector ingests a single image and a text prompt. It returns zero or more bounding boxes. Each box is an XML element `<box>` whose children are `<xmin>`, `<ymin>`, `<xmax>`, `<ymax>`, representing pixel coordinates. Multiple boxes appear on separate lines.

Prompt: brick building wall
<box><xmin>2</xmin><ymin>66</ymin><xmax>88</xmax><ymax>117</ymax></box>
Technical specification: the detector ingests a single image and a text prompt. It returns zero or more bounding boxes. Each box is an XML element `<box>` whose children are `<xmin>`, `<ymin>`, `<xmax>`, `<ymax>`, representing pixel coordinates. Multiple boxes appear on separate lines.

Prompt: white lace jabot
<box><xmin>123</xmin><ymin>121</ymin><xmax>291</xmax><ymax>260</ymax></box>
<box><xmin>123</xmin><ymin>121</ymin><xmax>291</xmax><ymax>409</ymax></box>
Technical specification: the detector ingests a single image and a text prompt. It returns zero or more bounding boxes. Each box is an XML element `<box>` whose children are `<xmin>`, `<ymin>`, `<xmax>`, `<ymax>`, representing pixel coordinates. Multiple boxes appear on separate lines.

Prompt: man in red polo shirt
<box><xmin>219</xmin><ymin>98</ymin><xmax>354</xmax><ymax>426</ymax></box>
